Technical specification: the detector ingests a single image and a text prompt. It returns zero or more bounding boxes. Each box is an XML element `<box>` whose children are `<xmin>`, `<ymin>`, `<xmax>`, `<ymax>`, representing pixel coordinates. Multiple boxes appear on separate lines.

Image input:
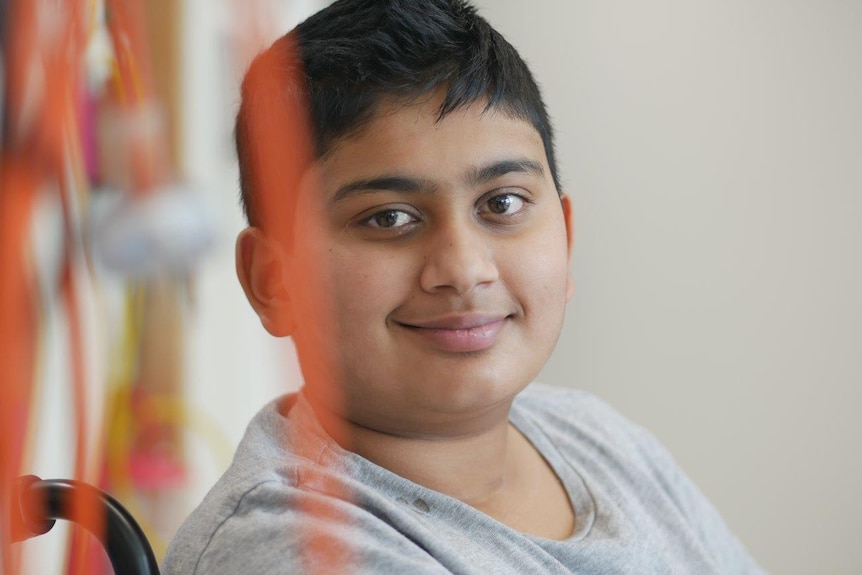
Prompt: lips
<box><xmin>395</xmin><ymin>314</ymin><xmax>510</xmax><ymax>353</ymax></box>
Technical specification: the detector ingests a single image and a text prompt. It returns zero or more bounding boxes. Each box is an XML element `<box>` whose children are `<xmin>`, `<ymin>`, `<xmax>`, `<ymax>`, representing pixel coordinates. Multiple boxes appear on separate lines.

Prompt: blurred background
<box><xmin>3</xmin><ymin>1</ymin><xmax>860</xmax><ymax>574</ymax></box>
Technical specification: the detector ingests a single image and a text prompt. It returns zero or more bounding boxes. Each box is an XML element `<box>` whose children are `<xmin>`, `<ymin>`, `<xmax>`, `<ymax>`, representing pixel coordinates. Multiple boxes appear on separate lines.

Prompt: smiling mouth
<box><xmin>396</xmin><ymin>314</ymin><xmax>511</xmax><ymax>353</ymax></box>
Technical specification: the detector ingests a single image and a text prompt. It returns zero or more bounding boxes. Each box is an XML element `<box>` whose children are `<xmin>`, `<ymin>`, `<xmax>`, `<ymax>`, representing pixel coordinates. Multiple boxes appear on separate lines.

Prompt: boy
<box><xmin>164</xmin><ymin>1</ymin><xmax>765</xmax><ymax>573</ymax></box>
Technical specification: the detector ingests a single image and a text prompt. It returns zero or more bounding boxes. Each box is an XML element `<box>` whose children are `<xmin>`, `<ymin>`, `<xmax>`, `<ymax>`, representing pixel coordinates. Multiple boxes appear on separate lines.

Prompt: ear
<box><xmin>236</xmin><ymin>227</ymin><xmax>295</xmax><ymax>336</ymax></box>
<box><xmin>561</xmin><ymin>193</ymin><xmax>575</xmax><ymax>300</ymax></box>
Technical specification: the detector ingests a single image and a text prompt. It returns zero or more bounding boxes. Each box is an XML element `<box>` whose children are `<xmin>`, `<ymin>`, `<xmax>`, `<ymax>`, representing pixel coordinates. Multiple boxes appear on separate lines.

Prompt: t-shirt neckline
<box><xmin>508</xmin><ymin>393</ymin><xmax>597</xmax><ymax>543</ymax></box>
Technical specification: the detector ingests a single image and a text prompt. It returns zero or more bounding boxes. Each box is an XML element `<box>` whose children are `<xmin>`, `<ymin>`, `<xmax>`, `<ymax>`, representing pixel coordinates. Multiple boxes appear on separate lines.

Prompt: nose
<box><xmin>419</xmin><ymin>221</ymin><xmax>499</xmax><ymax>295</ymax></box>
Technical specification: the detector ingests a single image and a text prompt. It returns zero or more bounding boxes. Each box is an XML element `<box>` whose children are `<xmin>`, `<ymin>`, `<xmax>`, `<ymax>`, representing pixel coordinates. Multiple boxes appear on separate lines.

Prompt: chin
<box><xmin>418</xmin><ymin>364</ymin><xmax>533</xmax><ymax>414</ymax></box>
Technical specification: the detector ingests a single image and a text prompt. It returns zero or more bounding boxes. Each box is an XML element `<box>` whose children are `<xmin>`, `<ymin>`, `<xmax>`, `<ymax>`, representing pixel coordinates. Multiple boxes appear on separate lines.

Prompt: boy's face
<box><xmin>261</xmin><ymin>92</ymin><xmax>572</xmax><ymax>436</ymax></box>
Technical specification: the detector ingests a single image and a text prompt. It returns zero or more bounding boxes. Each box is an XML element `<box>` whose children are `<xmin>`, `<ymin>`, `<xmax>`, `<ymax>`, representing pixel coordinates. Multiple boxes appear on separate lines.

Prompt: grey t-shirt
<box><xmin>163</xmin><ymin>383</ymin><xmax>766</xmax><ymax>574</ymax></box>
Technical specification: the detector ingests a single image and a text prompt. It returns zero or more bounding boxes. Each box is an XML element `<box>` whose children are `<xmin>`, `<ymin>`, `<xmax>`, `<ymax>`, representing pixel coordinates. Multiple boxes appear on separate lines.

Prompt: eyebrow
<box><xmin>466</xmin><ymin>158</ymin><xmax>546</xmax><ymax>187</ymax></box>
<box><xmin>331</xmin><ymin>176</ymin><xmax>439</xmax><ymax>203</ymax></box>
<box><xmin>330</xmin><ymin>158</ymin><xmax>545</xmax><ymax>204</ymax></box>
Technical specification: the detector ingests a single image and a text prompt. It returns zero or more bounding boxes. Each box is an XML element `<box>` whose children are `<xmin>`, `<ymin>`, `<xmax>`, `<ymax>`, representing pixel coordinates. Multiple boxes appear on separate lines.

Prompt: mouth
<box><xmin>395</xmin><ymin>314</ymin><xmax>512</xmax><ymax>353</ymax></box>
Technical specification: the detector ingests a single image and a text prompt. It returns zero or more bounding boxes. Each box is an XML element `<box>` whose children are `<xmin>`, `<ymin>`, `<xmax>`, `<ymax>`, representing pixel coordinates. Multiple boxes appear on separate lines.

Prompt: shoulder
<box><xmin>513</xmin><ymin>382</ymin><xmax>648</xmax><ymax>448</ymax></box>
<box><xmin>162</xmin><ymin>397</ymin><xmax>303</xmax><ymax>574</ymax></box>
<box><xmin>513</xmin><ymin>383</ymin><xmax>699</xmax><ymax>524</ymax></box>
<box><xmin>164</xmin><ymin>478</ymin><xmax>384</xmax><ymax>574</ymax></box>
<box><xmin>514</xmin><ymin>382</ymin><xmax>687</xmax><ymax>484</ymax></box>
<box><xmin>162</xmin><ymin>396</ymin><xmax>450</xmax><ymax>575</ymax></box>
<box><xmin>164</xmin><ymin>466</ymin><xmax>450</xmax><ymax>575</ymax></box>
<box><xmin>514</xmin><ymin>384</ymin><xmax>765</xmax><ymax>574</ymax></box>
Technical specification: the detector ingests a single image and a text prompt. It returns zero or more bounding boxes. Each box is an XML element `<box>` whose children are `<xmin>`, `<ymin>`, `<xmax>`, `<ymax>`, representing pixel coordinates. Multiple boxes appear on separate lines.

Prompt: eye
<box><xmin>481</xmin><ymin>192</ymin><xmax>527</xmax><ymax>216</ymax></box>
<box><xmin>364</xmin><ymin>209</ymin><xmax>418</xmax><ymax>229</ymax></box>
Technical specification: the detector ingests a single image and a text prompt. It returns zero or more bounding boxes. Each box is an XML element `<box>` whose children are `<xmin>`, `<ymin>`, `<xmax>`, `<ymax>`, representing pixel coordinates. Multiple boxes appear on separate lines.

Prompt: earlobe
<box><xmin>561</xmin><ymin>193</ymin><xmax>574</xmax><ymax>256</ymax></box>
<box><xmin>561</xmin><ymin>193</ymin><xmax>575</xmax><ymax>300</ymax></box>
<box><xmin>236</xmin><ymin>227</ymin><xmax>295</xmax><ymax>336</ymax></box>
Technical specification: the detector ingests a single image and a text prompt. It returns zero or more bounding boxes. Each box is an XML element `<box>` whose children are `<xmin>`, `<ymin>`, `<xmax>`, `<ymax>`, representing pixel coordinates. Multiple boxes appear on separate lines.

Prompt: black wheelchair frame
<box><xmin>11</xmin><ymin>475</ymin><xmax>161</xmax><ymax>575</ymax></box>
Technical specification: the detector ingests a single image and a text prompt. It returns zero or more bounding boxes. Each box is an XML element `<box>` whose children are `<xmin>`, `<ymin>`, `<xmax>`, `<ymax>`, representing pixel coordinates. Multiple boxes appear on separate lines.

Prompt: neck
<box><xmin>359</xmin><ymin>419</ymin><xmax>522</xmax><ymax>505</ymax></box>
<box><xmin>305</xmin><ymin>393</ymin><xmax>523</xmax><ymax>506</ymax></box>
<box><xmin>300</xmin><ymin>389</ymin><xmax>576</xmax><ymax>540</ymax></box>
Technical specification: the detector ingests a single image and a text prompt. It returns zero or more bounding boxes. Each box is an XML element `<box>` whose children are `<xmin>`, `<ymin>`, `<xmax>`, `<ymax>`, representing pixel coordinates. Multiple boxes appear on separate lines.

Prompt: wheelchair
<box><xmin>10</xmin><ymin>475</ymin><xmax>161</xmax><ymax>575</ymax></box>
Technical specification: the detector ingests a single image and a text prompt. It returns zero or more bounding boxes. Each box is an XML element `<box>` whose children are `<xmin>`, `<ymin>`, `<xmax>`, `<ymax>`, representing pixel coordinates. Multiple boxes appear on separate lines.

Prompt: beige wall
<box><xmin>470</xmin><ymin>1</ymin><xmax>861</xmax><ymax>573</ymax></box>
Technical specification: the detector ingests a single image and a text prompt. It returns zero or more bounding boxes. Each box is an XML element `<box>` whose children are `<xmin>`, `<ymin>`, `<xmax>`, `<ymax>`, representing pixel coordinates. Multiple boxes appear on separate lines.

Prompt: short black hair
<box><xmin>236</xmin><ymin>0</ymin><xmax>560</xmax><ymax>229</ymax></box>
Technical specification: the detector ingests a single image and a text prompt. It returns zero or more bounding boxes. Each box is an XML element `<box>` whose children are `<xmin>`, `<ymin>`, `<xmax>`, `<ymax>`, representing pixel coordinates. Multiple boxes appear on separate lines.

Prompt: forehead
<box><xmin>317</xmin><ymin>96</ymin><xmax>550</xmax><ymax>194</ymax></box>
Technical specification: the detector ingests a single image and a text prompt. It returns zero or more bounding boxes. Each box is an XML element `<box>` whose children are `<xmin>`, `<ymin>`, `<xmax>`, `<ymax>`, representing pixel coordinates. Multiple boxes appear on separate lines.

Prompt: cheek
<box><xmin>506</xmin><ymin>231</ymin><xmax>570</xmax><ymax>342</ymax></box>
<box><xmin>510</xmin><ymin>225</ymin><xmax>570</xmax><ymax>297</ymax></box>
<box><xmin>327</xmin><ymin>247</ymin><xmax>414</xmax><ymax>331</ymax></box>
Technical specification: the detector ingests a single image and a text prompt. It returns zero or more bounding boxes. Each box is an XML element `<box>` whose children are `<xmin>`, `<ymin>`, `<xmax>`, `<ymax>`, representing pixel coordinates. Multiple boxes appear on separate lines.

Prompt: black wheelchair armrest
<box><xmin>12</xmin><ymin>475</ymin><xmax>161</xmax><ymax>575</ymax></box>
